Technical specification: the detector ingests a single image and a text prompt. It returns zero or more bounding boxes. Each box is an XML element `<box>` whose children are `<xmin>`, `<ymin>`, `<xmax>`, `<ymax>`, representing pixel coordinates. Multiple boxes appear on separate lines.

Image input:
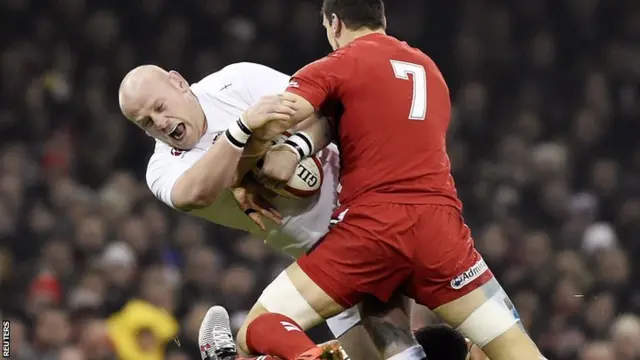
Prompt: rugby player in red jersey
<box><xmin>235</xmin><ymin>1</ymin><xmax>546</xmax><ymax>360</ymax></box>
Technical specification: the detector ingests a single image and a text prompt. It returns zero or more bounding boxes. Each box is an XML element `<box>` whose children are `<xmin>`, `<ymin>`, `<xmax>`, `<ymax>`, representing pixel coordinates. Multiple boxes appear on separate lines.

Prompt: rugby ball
<box><xmin>253</xmin><ymin>133</ymin><xmax>324</xmax><ymax>199</ymax></box>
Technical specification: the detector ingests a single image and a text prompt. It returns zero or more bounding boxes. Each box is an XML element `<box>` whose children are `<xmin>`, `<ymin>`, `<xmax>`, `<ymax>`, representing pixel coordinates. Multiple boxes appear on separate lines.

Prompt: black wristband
<box><xmin>284</xmin><ymin>139</ymin><xmax>306</xmax><ymax>160</ymax></box>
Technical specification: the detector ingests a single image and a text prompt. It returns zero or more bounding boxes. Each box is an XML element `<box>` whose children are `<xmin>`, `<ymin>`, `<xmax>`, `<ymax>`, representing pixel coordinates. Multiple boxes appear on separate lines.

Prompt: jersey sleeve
<box><xmin>286</xmin><ymin>51</ymin><xmax>355</xmax><ymax>110</ymax></box>
<box><xmin>227</xmin><ymin>62</ymin><xmax>291</xmax><ymax>103</ymax></box>
<box><xmin>145</xmin><ymin>148</ymin><xmax>194</xmax><ymax>209</ymax></box>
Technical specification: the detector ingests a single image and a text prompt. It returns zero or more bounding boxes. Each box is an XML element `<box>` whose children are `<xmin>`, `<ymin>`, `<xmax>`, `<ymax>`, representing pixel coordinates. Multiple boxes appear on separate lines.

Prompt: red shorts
<box><xmin>297</xmin><ymin>203</ymin><xmax>494</xmax><ymax>309</ymax></box>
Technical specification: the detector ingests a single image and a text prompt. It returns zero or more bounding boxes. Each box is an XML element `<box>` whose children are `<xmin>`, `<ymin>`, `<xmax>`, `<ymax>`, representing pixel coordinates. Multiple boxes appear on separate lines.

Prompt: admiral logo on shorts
<box><xmin>450</xmin><ymin>259</ymin><xmax>489</xmax><ymax>290</ymax></box>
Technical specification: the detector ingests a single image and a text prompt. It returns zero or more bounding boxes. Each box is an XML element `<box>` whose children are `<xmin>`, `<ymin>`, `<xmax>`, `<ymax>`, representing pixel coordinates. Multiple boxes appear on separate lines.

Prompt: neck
<box><xmin>198</xmin><ymin>107</ymin><xmax>208</xmax><ymax>136</ymax></box>
<box><xmin>340</xmin><ymin>27</ymin><xmax>386</xmax><ymax>47</ymax></box>
<box><xmin>192</xmin><ymin>91</ymin><xmax>208</xmax><ymax>137</ymax></box>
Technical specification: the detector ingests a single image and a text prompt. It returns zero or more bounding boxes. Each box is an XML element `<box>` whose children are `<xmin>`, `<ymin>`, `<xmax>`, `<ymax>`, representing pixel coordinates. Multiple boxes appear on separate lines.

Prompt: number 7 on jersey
<box><xmin>390</xmin><ymin>60</ymin><xmax>427</xmax><ymax>120</ymax></box>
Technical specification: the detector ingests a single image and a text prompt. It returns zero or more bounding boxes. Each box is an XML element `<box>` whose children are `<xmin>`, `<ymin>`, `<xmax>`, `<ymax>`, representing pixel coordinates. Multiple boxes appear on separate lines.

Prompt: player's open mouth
<box><xmin>168</xmin><ymin>123</ymin><xmax>186</xmax><ymax>141</ymax></box>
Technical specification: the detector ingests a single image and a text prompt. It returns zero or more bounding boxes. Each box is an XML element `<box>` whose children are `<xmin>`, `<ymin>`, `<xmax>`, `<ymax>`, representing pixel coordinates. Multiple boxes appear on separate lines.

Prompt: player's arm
<box><xmin>170</xmin><ymin>131</ymin><xmax>251</xmax><ymax>210</ymax></box>
<box><xmin>228</xmin><ymin>62</ymin><xmax>307</xmax><ymax>184</ymax></box>
<box><xmin>244</xmin><ymin>53</ymin><xmax>351</xmax><ymax>134</ymax></box>
<box><xmin>281</xmin><ymin>51</ymin><xmax>353</xmax><ymax>124</ymax></box>
<box><xmin>255</xmin><ymin>56</ymin><xmax>348</xmax><ymax>184</ymax></box>
<box><xmin>288</xmin><ymin>112</ymin><xmax>333</xmax><ymax>155</ymax></box>
<box><xmin>169</xmin><ymin>97</ymin><xmax>294</xmax><ymax>210</ymax></box>
<box><xmin>258</xmin><ymin>115</ymin><xmax>332</xmax><ymax>185</ymax></box>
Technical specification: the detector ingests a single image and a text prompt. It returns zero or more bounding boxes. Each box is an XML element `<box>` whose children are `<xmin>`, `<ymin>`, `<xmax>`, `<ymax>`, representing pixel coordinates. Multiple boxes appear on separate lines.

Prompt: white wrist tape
<box><xmin>283</xmin><ymin>131</ymin><xmax>314</xmax><ymax>160</ymax></box>
<box><xmin>225</xmin><ymin>117</ymin><xmax>252</xmax><ymax>149</ymax></box>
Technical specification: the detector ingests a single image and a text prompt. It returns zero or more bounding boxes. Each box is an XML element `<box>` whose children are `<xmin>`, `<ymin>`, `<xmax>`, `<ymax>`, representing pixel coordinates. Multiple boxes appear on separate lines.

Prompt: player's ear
<box><xmin>330</xmin><ymin>13</ymin><xmax>342</xmax><ymax>37</ymax></box>
<box><xmin>168</xmin><ymin>70</ymin><xmax>189</xmax><ymax>92</ymax></box>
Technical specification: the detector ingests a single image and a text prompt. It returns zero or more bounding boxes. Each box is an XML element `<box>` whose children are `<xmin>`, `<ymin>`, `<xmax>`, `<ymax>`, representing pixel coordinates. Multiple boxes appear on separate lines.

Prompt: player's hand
<box><xmin>260</xmin><ymin>144</ymin><xmax>300</xmax><ymax>188</ymax></box>
<box><xmin>243</xmin><ymin>95</ymin><xmax>296</xmax><ymax>134</ymax></box>
<box><xmin>231</xmin><ymin>183</ymin><xmax>283</xmax><ymax>231</ymax></box>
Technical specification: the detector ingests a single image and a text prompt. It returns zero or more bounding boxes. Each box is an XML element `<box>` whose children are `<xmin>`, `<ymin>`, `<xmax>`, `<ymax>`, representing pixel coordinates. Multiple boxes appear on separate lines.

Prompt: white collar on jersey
<box><xmin>188</xmin><ymin>83</ymin><xmax>223</xmax><ymax>149</ymax></box>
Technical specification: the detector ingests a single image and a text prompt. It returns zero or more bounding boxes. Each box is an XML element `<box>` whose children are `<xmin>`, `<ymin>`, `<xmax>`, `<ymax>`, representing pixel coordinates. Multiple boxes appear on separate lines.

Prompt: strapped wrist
<box><xmin>283</xmin><ymin>131</ymin><xmax>314</xmax><ymax>160</ymax></box>
<box><xmin>225</xmin><ymin>117</ymin><xmax>252</xmax><ymax>149</ymax></box>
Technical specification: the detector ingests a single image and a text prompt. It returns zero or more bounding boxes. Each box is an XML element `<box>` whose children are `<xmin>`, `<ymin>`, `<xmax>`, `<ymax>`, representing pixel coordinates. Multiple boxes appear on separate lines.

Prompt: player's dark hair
<box><xmin>414</xmin><ymin>324</ymin><xmax>470</xmax><ymax>360</ymax></box>
<box><xmin>322</xmin><ymin>0</ymin><xmax>385</xmax><ymax>31</ymax></box>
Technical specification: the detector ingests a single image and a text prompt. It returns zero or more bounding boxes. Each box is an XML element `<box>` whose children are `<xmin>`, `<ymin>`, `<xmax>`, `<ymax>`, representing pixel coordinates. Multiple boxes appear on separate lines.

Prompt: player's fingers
<box><xmin>269</xmin><ymin>206</ymin><xmax>283</xmax><ymax>219</ymax></box>
<box><xmin>259</xmin><ymin>208</ymin><xmax>282</xmax><ymax>225</ymax></box>
<box><xmin>261</xmin><ymin>113</ymin><xmax>293</xmax><ymax>122</ymax></box>
<box><xmin>247</xmin><ymin>211</ymin><xmax>267</xmax><ymax>231</ymax></box>
<box><xmin>271</xmin><ymin>180</ymin><xmax>287</xmax><ymax>190</ymax></box>
<box><xmin>273</xmin><ymin>104</ymin><xmax>297</xmax><ymax>116</ymax></box>
<box><xmin>255</xmin><ymin>195</ymin><xmax>283</xmax><ymax>220</ymax></box>
<box><xmin>278</xmin><ymin>98</ymin><xmax>298</xmax><ymax>109</ymax></box>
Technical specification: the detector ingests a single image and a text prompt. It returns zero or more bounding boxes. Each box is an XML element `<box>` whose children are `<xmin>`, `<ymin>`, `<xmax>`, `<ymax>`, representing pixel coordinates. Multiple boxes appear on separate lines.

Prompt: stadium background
<box><xmin>1</xmin><ymin>0</ymin><xmax>639</xmax><ymax>359</ymax></box>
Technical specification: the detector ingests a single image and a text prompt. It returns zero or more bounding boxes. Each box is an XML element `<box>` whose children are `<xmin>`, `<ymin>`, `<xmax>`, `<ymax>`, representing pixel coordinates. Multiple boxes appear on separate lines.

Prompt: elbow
<box><xmin>175</xmin><ymin>185</ymin><xmax>222</xmax><ymax>210</ymax></box>
<box><xmin>172</xmin><ymin>166</ymin><xmax>237</xmax><ymax>210</ymax></box>
<box><xmin>188</xmin><ymin>192</ymin><xmax>219</xmax><ymax>209</ymax></box>
<box><xmin>185</xmin><ymin>173</ymin><xmax>237</xmax><ymax>208</ymax></box>
<box><xmin>190</xmin><ymin>185</ymin><xmax>222</xmax><ymax>207</ymax></box>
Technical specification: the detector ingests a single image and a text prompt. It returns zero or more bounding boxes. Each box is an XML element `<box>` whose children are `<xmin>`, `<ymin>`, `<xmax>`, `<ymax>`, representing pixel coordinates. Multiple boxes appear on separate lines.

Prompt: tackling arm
<box><xmin>170</xmin><ymin>119</ymin><xmax>254</xmax><ymax>210</ymax></box>
<box><xmin>259</xmin><ymin>114</ymin><xmax>332</xmax><ymax>185</ymax></box>
<box><xmin>233</xmin><ymin>108</ymin><xmax>329</xmax><ymax>187</ymax></box>
<box><xmin>292</xmin><ymin>112</ymin><xmax>333</xmax><ymax>154</ymax></box>
<box><xmin>171</xmin><ymin>96</ymin><xmax>293</xmax><ymax>210</ymax></box>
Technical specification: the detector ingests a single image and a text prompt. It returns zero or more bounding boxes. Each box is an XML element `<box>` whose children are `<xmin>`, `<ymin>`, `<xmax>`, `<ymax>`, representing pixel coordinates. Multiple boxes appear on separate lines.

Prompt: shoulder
<box><xmin>294</xmin><ymin>49</ymin><xmax>356</xmax><ymax>79</ymax></box>
<box><xmin>190</xmin><ymin>63</ymin><xmax>260</xmax><ymax>91</ymax></box>
<box><xmin>214</xmin><ymin>62</ymin><xmax>288</xmax><ymax>84</ymax></box>
<box><xmin>196</xmin><ymin>62</ymin><xmax>290</xmax><ymax>103</ymax></box>
<box><xmin>222</xmin><ymin>62</ymin><xmax>281</xmax><ymax>75</ymax></box>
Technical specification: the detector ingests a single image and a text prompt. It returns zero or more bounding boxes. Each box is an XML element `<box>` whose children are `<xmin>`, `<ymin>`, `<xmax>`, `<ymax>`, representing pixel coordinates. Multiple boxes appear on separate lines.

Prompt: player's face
<box><xmin>129</xmin><ymin>72</ymin><xmax>204</xmax><ymax>149</ymax></box>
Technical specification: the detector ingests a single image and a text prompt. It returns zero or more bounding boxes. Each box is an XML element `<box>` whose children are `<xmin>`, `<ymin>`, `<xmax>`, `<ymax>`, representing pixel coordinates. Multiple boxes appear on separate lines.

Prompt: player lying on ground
<box><xmin>118</xmin><ymin>63</ymin><xmax>418</xmax><ymax>360</ymax></box>
<box><xmin>232</xmin><ymin>1</ymin><xmax>546</xmax><ymax>360</ymax></box>
<box><xmin>198</xmin><ymin>305</ymin><xmax>487</xmax><ymax>360</ymax></box>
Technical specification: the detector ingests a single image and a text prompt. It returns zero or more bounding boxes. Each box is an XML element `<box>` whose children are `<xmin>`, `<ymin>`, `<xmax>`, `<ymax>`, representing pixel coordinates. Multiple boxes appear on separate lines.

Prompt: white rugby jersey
<box><xmin>145</xmin><ymin>62</ymin><xmax>340</xmax><ymax>257</ymax></box>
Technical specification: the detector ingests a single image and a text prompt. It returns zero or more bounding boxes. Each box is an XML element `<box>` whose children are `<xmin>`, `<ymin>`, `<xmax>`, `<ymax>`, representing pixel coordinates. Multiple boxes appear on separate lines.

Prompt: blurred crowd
<box><xmin>1</xmin><ymin>0</ymin><xmax>640</xmax><ymax>360</ymax></box>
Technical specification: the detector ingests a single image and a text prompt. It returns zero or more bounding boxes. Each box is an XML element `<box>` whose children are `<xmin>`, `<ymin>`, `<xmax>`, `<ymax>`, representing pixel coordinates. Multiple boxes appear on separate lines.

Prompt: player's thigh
<box><xmin>336</xmin><ymin>323</ymin><xmax>382</xmax><ymax>360</ymax></box>
<box><xmin>358</xmin><ymin>292</ymin><xmax>419</xmax><ymax>359</ymax></box>
<box><xmin>237</xmin><ymin>301</ymin><xmax>270</xmax><ymax>355</ymax></box>
<box><xmin>433</xmin><ymin>278</ymin><xmax>541</xmax><ymax>359</ymax></box>
<box><xmin>406</xmin><ymin>205</ymin><xmax>494</xmax><ymax>310</ymax></box>
<box><xmin>410</xmin><ymin>301</ymin><xmax>439</xmax><ymax>330</ymax></box>
<box><xmin>406</xmin><ymin>206</ymin><xmax>517</xmax><ymax>345</ymax></box>
<box><xmin>297</xmin><ymin>205</ymin><xmax>411</xmax><ymax>307</ymax></box>
<box><xmin>259</xmin><ymin>262</ymin><xmax>344</xmax><ymax>328</ymax></box>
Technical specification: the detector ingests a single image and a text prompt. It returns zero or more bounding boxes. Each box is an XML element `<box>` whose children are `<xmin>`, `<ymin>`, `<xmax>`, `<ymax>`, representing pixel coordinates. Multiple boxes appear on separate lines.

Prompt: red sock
<box><xmin>246</xmin><ymin>313</ymin><xmax>318</xmax><ymax>360</ymax></box>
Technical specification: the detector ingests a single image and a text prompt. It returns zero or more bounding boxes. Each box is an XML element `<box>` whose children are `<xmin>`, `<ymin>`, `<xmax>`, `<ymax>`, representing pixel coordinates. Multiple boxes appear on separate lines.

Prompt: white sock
<box><xmin>386</xmin><ymin>345</ymin><xmax>426</xmax><ymax>360</ymax></box>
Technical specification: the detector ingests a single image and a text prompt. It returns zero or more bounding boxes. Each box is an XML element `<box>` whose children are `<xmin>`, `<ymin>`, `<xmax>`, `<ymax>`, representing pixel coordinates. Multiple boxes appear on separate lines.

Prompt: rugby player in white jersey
<box><xmin>118</xmin><ymin>62</ymin><xmax>414</xmax><ymax>360</ymax></box>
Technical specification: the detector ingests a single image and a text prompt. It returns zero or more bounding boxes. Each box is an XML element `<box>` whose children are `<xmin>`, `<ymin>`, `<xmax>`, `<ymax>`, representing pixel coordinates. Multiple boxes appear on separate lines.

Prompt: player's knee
<box><xmin>256</xmin><ymin>270</ymin><xmax>324</xmax><ymax>330</ymax></box>
<box><xmin>455</xmin><ymin>294</ymin><xmax>520</xmax><ymax>348</ymax></box>
<box><xmin>238</xmin><ymin>302</ymin><xmax>271</xmax><ymax>355</ymax></box>
<box><xmin>481</xmin><ymin>325</ymin><xmax>543</xmax><ymax>359</ymax></box>
<box><xmin>236</xmin><ymin>323</ymin><xmax>252</xmax><ymax>355</ymax></box>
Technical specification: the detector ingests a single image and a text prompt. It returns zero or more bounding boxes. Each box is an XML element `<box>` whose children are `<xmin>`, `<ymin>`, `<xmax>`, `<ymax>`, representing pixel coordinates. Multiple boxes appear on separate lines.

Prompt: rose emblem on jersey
<box><xmin>171</xmin><ymin>148</ymin><xmax>186</xmax><ymax>157</ymax></box>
